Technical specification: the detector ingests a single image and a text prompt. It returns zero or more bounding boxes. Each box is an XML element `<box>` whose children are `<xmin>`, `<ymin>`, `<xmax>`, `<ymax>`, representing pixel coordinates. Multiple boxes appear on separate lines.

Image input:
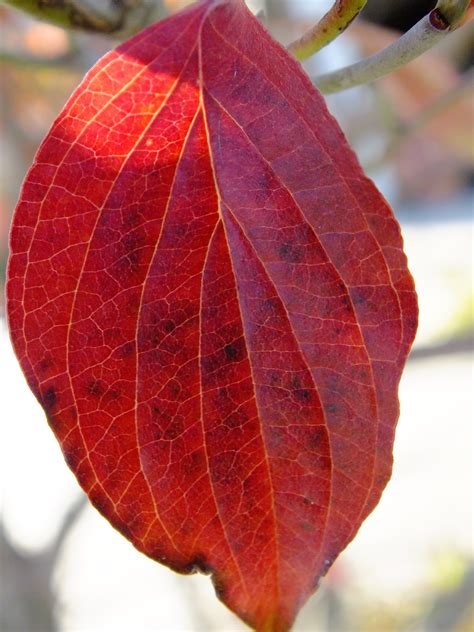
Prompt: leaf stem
<box><xmin>288</xmin><ymin>0</ymin><xmax>368</xmax><ymax>61</ymax></box>
<box><xmin>314</xmin><ymin>0</ymin><xmax>471</xmax><ymax>94</ymax></box>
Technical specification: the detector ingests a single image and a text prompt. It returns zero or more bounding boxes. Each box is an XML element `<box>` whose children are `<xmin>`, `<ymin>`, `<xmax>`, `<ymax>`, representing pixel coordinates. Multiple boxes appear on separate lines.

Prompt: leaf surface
<box><xmin>6</xmin><ymin>1</ymin><xmax>418</xmax><ymax>629</ymax></box>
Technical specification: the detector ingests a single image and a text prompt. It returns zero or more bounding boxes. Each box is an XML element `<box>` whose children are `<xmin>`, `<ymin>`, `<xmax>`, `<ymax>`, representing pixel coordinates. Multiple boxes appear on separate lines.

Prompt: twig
<box><xmin>409</xmin><ymin>333</ymin><xmax>474</xmax><ymax>361</ymax></box>
<box><xmin>314</xmin><ymin>0</ymin><xmax>471</xmax><ymax>94</ymax></box>
<box><xmin>0</xmin><ymin>495</ymin><xmax>87</xmax><ymax>632</ymax></box>
<box><xmin>400</xmin><ymin>67</ymin><xmax>474</xmax><ymax>137</ymax></box>
<box><xmin>0</xmin><ymin>49</ymin><xmax>81</xmax><ymax>70</ymax></box>
<box><xmin>288</xmin><ymin>1</ymin><xmax>368</xmax><ymax>61</ymax></box>
<box><xmin>416</xmin><ymin>565</ymin><xmax>474</xmax><ymax>631</ymax></box>
<box><xmin>366</xmin><ymin>68</ymin><xmax>474</xmax><ymax>171</ymax></box>
<box><xmin>47</xmin><ymin>494</ymin><xmax>87</xmax><ymax>563</ymax></box>
<box><xmin>2</xmin><ymin>0</ymin><xmax>167</xmax><ymax>36</ymax></box>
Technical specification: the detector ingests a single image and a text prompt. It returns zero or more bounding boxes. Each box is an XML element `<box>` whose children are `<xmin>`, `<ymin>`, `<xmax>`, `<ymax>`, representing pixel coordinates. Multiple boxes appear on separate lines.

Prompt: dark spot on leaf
<box><xmin>169</xmin><ymin>382</ymin><xmax>180</xmax><ymax>397</ymax></box>
<box><xmin>270</xmin><ymin>428</ymin><xmax>284</xmax><ymax>446</ymax></box>
<box><xmin>168</xmin><ymin>222</ymin><xmax>187</xmax><ymax>240</ymax></box>
<box><xmin>127</xmin><ymin>250</ymin><xmax>141</xmax><ymax>267</ymax></box>
<box><xmin>43</xmin><ymin>387</ymin><xmax>57</xmax><ymax>409</ymax></box>
<box><xmin>101</xmin><ymin>388</ymin><xmax>122</xmax><ymax>405</ymax></box>
<box><xmin>38</xmin><ymin>357</ymin><xmax>53</xmax><ymax>372</ymax></box>
<box><xmin>122</xmin><ymin>231</ymin><xmax>144</xmax><ymax>252</ymax></box>
<box><xmin>269</xmin><ymin>372</ymin><xmax>280</xmax><ymax>386</ymax></box>
<box><xmin>183</xmin><ymin>554</ymin><xmax>211</xmax><ymax>575</ymax></box>
<box><xmin>278</xmin><ymin>243</ymin><xmax>302</xmax><ymax>263</ymax></box>
<box><xmin>290</xmin><ymin>375</ymin><xmax>301</xmax><ymax>389</ymax></box>
<box><xmin>224</xmin><ymin>338</ymin><xmax>246</xmax><ymax>363</ymax></box>
<box><xmin>124</xmin><ymin>210</ymin><xmax>140</xmax><ymax>228</ymax></box>
<box><xmin>309</xmin><ymin>428</ymin><xmax>324</xmax><ymax>449</ymax></box>
<box><xmin>264</xmin><ymin>297</ymin><xmax>280</xmax><ymax>315</ymax></box>
<box><xmin>224</xmin><ymin>343</ymin><xmax>238</xmax><ymax>361</ymax></box>
<box><xmin>327</xmin><ymin>404</ymin><xmax>337</xmax><ymax>414</ymax></box>
<box><xmin>295</xmin><ymin>389</ymin><xmax>312</xmax><ymax>403</ymax></box>
<box><xmin>352</xmin><ymin>294</ymin><xmax>367</xmax><ymax>306</ymax></box>
<box><xmin>224</xmin><ymin>411</ymin><xmax>245</xmax><ymax>429</ymax></box>
<box><xmin>164</xmin><ymin>418</ymin><xmax>184</xmax><ymax>440</ymax></box>
<box><xmin>164</xmin><ymin>320</ymin><xmax>175</xmax><ymax>333</ymax></box>
<box><xmin>87</xmin><ymin>380</ymin><xmax>105</xmax><ymax>397</ymax></box>
<box><xmin>63</xmin><ymin>448</ymin><xmax>79</xmax><ymax>469</ymax></box>
<box><xmin>182</xmin><ymin>450</ymin><xmax>205</xmax><ymax>476</ymax></box>
<box><xmin>117</xmin><ymin>341</ymin><xmax>134</xmax><ymax>358</ymax></box>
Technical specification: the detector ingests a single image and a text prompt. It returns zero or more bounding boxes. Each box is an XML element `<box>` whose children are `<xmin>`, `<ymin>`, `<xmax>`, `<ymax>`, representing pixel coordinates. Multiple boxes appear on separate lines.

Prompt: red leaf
<box><xmin>6</xmin><ymin>1</ymin><xmax>418</xmax><ymax>629</ymax></box>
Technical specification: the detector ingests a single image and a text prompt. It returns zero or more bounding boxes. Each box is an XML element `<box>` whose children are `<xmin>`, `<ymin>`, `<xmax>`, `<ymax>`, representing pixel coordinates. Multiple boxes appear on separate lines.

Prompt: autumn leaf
<box><xmin>6</xmin><ymin>1</ymin><xmax>418</xmax><ymax>630</ymax></box>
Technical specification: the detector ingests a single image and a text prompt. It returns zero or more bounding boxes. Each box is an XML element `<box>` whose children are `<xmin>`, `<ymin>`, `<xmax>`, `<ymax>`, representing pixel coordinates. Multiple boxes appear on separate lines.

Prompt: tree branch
<box><xmin>408</xmin><ymin>333</ymin><xmax>474</xmax><ymax>362</ymax></box>
<box><xmin>364</xmin><ymin>67</ymin><xmax>474</xmax><ymax>172</ymax></box>
<box><xmin>288</xmin><ymin>1</ymin><xmax>368</xmax><ymax>61</ymax></box>
<box><xmin>313</xmin><ymin>0</ymin><xmax>471</xmax><ymax>94</ymax></box>
<box><xmin>1</xmin><ymin>0</ymin><xmax>167</xmax><ymax>36</ymax></box>
<box><xmin>0</xmin><ymin>48</ymin><xmax>80</xmax><ymax>69</ymax></box>
<box><xmin>46</xmin><ymin>494</ymin><xmax>87</xmax><ymax>564</ymax></box>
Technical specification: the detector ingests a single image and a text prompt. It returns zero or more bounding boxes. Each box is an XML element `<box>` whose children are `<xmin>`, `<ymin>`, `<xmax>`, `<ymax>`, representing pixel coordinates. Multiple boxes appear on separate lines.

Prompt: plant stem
<box><xmin>1</xmin><ymin>0</ymin><xmax>167</xmax><ymax>35</ymax></box>
<box><xmin>288</xmin><ymin>0</ymin><xmax>368</xmax><ymax>61</ymax></box>
<box><xmin>314</xmin><ymin>0</ymin><xmax>471</xmax><ymax>94</ymax></box>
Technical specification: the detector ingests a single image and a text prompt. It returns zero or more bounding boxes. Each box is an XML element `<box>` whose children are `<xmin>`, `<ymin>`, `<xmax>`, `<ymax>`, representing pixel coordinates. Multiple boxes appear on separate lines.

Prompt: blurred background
<box><xmin>0</xmin><ymin>1</ymin><xmax>473</xmax><ymax>630</ymax></box>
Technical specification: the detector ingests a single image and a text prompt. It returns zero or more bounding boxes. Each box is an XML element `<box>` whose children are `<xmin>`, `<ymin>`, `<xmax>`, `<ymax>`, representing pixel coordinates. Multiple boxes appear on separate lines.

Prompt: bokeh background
<box><xmin>1</xmin><ymin>1</ymin><xmax>473</xmax><ymax>630</ymax></box>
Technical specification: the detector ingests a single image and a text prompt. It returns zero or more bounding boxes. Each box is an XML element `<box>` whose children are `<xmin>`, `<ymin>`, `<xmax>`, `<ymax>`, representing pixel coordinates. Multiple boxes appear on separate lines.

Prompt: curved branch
<box><xmin>409</xmin><ymin>333</ymin><xmax>474</xmax><ymax>361</ymax></box>
<box><xmin>367</xmin><ymin>67</ymin><xmax>474</xmax><ymax>170</ymax></box>
<box><xmin>47</xmin><ymin>494</ymin><xmax>88</xmax><ymax>564</ymax></box>
<box><xmin>1</xmin><ymin>0</ymin><xmax>167</xmax><ymax>36</ymax></box>
<box><xmin>288</xmin><ymin>0</ymin><xmax>368</xmax><ymax>61</ymax></box>
<box><xmin>314</xmin><ymin>0</ymin><xmax>471</xmax><ymax>94</ymax></box>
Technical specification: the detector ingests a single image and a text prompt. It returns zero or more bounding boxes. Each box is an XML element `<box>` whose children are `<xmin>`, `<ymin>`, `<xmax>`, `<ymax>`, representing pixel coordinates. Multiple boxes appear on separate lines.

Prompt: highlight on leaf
<box><xmin>6</xmin><ymin>1</ymin><xmax>418</xmax><ymax>630</ymax></box>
